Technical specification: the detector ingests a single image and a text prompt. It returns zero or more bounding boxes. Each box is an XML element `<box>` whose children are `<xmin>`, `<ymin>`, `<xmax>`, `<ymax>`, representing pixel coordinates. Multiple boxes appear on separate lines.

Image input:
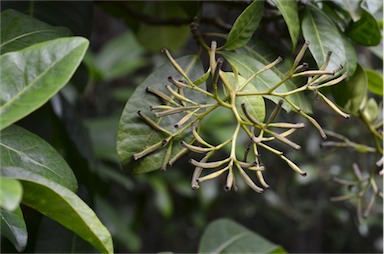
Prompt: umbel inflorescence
<box><xmin>133</xmin><ymin>40</ymin><xmax>350</xmax><ymax>193</ymax></box>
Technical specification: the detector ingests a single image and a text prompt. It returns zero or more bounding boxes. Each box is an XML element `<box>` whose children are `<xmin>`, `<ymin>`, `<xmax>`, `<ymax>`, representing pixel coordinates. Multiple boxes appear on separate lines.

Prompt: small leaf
<box><xmin>198</xmin><ymin>218</ymin><xmax>286</xmax><ymax>254</ymax></box>
<box><xmin>222</xmin><ymin>1</ymin><xmax>264</xmax><ymax>50</ymax></box>
<box><xmin>271</xmin><ymin>0</ymin><xmax>299</xmax><ymax>51</ymax></box>
<box><xmin>345</xmin><ymin>9</ymin><xmax>381</xmax><ymax>46</ymax></box>
<box><xmin>331</xmin><ymin>64</ymin><xmax>367</xmax><ymax>115</ymax></box>
<box><xmin>220</xmin><ymin>51</ymin><xmax>312</xmax><ymax>113</ymax></box>
<box><xmin>0</xmin><ymin>37</ymin><xmax>89</xmax><ymax>130</ymax></box>
<box><xmin>302</xmin><ymin>7</ymin><xmax>347</xmax><ymax>72</ymax></box>
<box><xmin>116</xmin><ymin>55</ymin><xmax>206</xmax><ymax>174</ymax></box>
<box><xmin>0</xmin><ymin>125</ymin><xmax>78</xmax><ymax>192</ymax></box>
<box><xmin>365</xmin><ymin>69</ymin><xmax>383</xmax><ymax>95</ymax></box>
<box><xmin>1</xmin><ymin>167</ymin><xmax>114</xmax><ymax>254</ymax></box>
<box><xmin>222</xmin><ymin>72</ymin><xmax>265</xmax><ymax>122</ymax></box>
<box><xmin>362</xmin><ymin>98</ymin><xmax>379</xmax><ymax>123</ymax></box>
<box><xmin>0</xmin><ymin>206</ymin><xmax>28</xmax><ymax>252</ymax></box>
<box><xmin>0</xmin><ymin>9</ymin><xmax>71</xmax><ymax>54</ymax></box>
<box><xmin>0</xmin><ymin>177</ymin><xmax>22</xmax><ymax>211</ymax></box>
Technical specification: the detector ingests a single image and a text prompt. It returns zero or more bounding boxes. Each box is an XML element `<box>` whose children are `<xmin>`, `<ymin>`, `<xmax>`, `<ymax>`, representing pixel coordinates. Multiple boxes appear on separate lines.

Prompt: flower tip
<box><xmin>161</xmin><ymin>48</ymin><xmax>168</xmax><ymax>54</ymax></box>
<box><xmin>224</xmin><ymin>185</ymin><xmax>231</xmax><ymax>192</ymax></box>
<box><xmin>192</xmin><ymin>184</ymin><xmax>200</xmax><ymax>190</ymax></box>
<box><xmin>301</xmin><ymin>172</ymin><xmax>307</xmax><ymax>177</ymax></box>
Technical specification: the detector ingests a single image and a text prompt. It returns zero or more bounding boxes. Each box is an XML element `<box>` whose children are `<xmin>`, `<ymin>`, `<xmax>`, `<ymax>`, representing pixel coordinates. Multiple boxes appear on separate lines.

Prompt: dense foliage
<box><xmin>1</xmin><ymin>1</ymin><xmax>383</xmax><ymax>253</ymax></box>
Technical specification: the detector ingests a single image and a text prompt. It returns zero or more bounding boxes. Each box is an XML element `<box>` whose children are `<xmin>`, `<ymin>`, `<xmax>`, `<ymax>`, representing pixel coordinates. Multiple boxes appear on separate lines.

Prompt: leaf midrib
<box><xmin>210</xmin><ymin>232</ymin><xmax>251</xmax><ymax>254</ymax></box>
<box><xmin>0</xmin><ymin>42</ymin><xmax>81</xmax><ymax>112</ymax></box>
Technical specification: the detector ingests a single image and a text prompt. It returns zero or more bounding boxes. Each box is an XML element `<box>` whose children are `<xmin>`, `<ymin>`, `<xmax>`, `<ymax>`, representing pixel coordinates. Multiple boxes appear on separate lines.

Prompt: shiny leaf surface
<box><xmin>0</xmin><ymin>207</ymin><xmax>27</xmax><ymax>252</ymax></box>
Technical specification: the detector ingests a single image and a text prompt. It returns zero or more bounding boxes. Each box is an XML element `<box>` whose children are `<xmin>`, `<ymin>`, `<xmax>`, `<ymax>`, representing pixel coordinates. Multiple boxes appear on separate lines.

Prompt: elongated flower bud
<box><xmin>181</xmin><ymin>141</ymin><xmax>213</xmax><ymax>153</ymax></box>
<box><xmin>241</xmin><ymin>103</ymin><xmax>262</xmax><ymax>126</ymax></box>
<box><xmin>269</xmin><ymin>131</ymin><xmax>301</xmax><ymax>150</ymax></box>
<box><xmin>146</xmin><ymin>87</ymin><xmax>179</xmax><ymax>106</ymax></box>
<box><xmin>168</xmin><ymin>147</ymin><xmax>188</xmax><ymax>166</ymax></box>
<box><xmin>225</xmin><ymin>169</ymin><xmax>234</xmax><ymax>191</ymax></box>
<box><xmin>266</xmin><ymin>99</ymin><xmax>283</xmax><ymax>124</ymax></box>
<box><xmin>168</xmin><ymin>76</ymin><xmax>188</xmax><ymax>88</ymax></box>
<box><xmin>236</xmin><ymin>163</ymin><xmax>263</xmax><ymax>193</ymax></box>
<box><xmin>192</xmin><ymin>123</ymin><xmax>214</xmax><ymax>148</ymax></box>
<box><xmin>316</xmin><ymin>92</ymin><xmax>350</xmax><ymax>119</ymax></box>
<box><xmin>162</xmin><ymin>48</ymin><xmax>192</xmax><ymax>82</ymax></box>
<box><xmin>197</xmin><ymin>167</ymin><xmax>228</xmax><ymax>183</ymax></box>
<box><xmin>256</xmin><ymin>171</ymin><xmax>270</xmax><ymax>189</ymax></box>
<box><xmin>133</xmin><ymin>140</ymin><xmax>163</xmax><ymax>160</ymax></box>
<box><xmin>137</xmin><ymin>111</ymin><xmax>171</xmax><ymax>135</ymax></box>
<box><xmin>293</xmin><ymin>41</ymin><xmax>310</xmax><ymax>70</ymax></box>
<box><xmin>190</xmin><ymin>158</ymin><xmax>230</xmax><ymax>168</ymax></box>
<box><xmin>280</xmin><ymin>155</ymin><xmax>307</xmax><ymax>176</ymax></box>
<box><xmin>174</xmin><ymin>109</ymin><xmax>199</xmax><ymax>128</ymax></box>
<box><xmin>165</xmin><ymin>85</ymin><xmax>197</xmax><ymax>105</ymax></box>
<box><xmin>161</xmin><ymin>140</ymin><xmax>173</xmax><ymax>171</ymax></box>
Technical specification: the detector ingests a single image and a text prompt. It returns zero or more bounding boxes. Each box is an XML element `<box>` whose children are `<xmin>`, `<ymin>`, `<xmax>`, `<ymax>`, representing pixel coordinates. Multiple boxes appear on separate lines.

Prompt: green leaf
<box><xmin>0</xmin><ymin>177</ymin><xmax>22</xmax><ymax>211</ymax></box>
<box><xmin>345</xmin><ymin>9</ymin><xmax>381</xmax><ymax>46</ymax></box>
<box><xmin>0</xmin><ymin>206</ymin><xmax>28</xmax><ymax>252</ymax></box>
<box><xmin>1</xmin><ymin>166</ymin><xmax>114</xmax><ymax>254</ymax></box>
<box><xmin>0</xmin><ymin>9</ymin><xmax>71</xmax><ymax>54</ymax></box>
<box><xmin>116</xmin><ymin>55</ymin><xmax>205</xmax><ymax>174</ymax></box>
<box><xmin>85</xmin><ymin>31</ymin><xmax>148</xmax><ymax>81</ymax></box>
<box><xmin>222</xmin><ymin>0</ymin><xmax>264</xmax><ymax>50</ymax></box>
<box><xmin>362</xmin><ymin>98</ymin><xmax>379</xmax><ymax>123</ymax></box>
<box><xmin>0</xmin><ymin>36</ymin><xmax>89</xmax><ymax>130</ymax></box>
<box><xmin>0</xmin><ymin>125</ymin><xmax>77</xmax><ymax>192</ymax></box>
<box><xmin>198</xmin><ymin>218</ymin><xmax>286</xmax><ymax>254</ymax></box>
<box><xmin>331</xmin><ymin>64</ymin><xmax>367</xmax><ymax>115</ymax></box>
<box><xmin>271</xmin><ymin>0</ymin><xmax>299</xmax><ymax>51</ymax></box>
<box><xmin>333</xmin><ymin>0</ymin><xmax>362</xmax><ymax>21</ymax></box>
<box><xmin>302</xmin><ymin>7</ymin><xmax>348</xmax><ymax>72</ymax></box>
<box><xmin>222</xmin><ymin>72</ymin><xmax>265</xmax><ymax>122</ymax></box>
<box><xmin>365</xmin><ymin>69</ymin><xmax>383</xmax><ymax>95</ymax></box>
<box><xmin>361</xmin><ymin>0</ymin><xmax>383</xmax><ymax>15</ymax></box>
<box><xmin>341</xmin><ymin>35</ymin><xmax>358</xmax><ymax>76</ymax></box>
<box><xmin>220</xmin><ymin>51</ymin><xmax>312</xmax><ymax>113</ymax></box>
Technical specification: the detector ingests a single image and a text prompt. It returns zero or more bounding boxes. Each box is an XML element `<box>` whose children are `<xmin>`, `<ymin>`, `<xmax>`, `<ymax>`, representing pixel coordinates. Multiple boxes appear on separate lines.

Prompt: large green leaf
<box><xmin>302</xmin><ymin>7</ymin><xmax>349</xmax><ymax>72</ymax></box>
<box><xmin>1</xmin><ymin>166</ymin><xmax>113</xmax><ymax>254</ymax></box>
<box><xmin>0</xmin><ymin>206</ymin><xmax>27</xmax><ymax>252</ymax></box>
<box><xmin>220</xmin><ymin>51</ymin><xmax>312</xmax><ymax>113</ymax></box>
<box><xmin>0</xmin><ymin>36</ymin><xmax>89</xmax><ymax>130</ymax></box>
<box><xmin>345</xmin><ymin>9</ymin><xmax>381</xmax><ymax>46</ymax></box>
<box><xmin>0</xmin><ymin>177</ymin><xmax>22</xmax><ymax>211</ymax></box>
<box><xmin>0</xmin><ymin>9</ymin><xmax>71</xmax><ymax>54</ymax></box>
<box><xmin>271</xmin><ymin>0</ymin><xmax>299</xmax><ymax>51</ymax></box>
<box><xmin>365</xmin><ymin>69</ymin><xmax>383</xmax><ymax>95</ymax></box>
<box><xmin>222</xmin><ymin>72</ymin><xmax>265</xmax><ymax>122</ymax></box>
<box><xmin>331</xmin><ymin>64</ymin><xmax>367</xmax><ymax>115</ymax></box>
<box><xmin>222</xmin><ymin>0</ymin><xmax>264</xmax><ymax>50</ymax></box>
<box><xmin>0</xmin><ymin>125</ymin><xmax>77</xmax><ymax>192</ymax></box>
<box><xmin>117</xmin><ymin>55</ymin><xmax>205</xmax><ymax>174</ymax></box>
<box><xmin>198</xmin><ymin>218</ymin><xmax>286</xmax><ymax>253</ymax></box>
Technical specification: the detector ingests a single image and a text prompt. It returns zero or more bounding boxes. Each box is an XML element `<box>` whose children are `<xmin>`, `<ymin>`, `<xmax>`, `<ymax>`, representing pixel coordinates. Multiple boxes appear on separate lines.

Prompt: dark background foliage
<box><xmin>1</xmin><ymin>1</ymin><xmax>382</xmax><ymax>253</ymax></box>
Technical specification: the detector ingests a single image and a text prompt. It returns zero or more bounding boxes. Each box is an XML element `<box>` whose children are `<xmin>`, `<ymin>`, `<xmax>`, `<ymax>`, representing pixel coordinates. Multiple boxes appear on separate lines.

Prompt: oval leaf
<box><xmin>0</xmin><ymin>9</ymin><xmax>71</xmax><ymax>54</ymax></box>
<box><xmin>0</xmin><ymin>207</ymin><xmax>28</xmax><ymax>252</ymax></box>
<box><xmin>220</xmin><ymin>51</ymin><xmax>312</xmax><ymax>113</ymax></box>
<box><xmin>116</xmin><ymin>55</ymin><xmax>205</xmax><ymax>174</ymax></box>
<box><xmin>222</xmin><ymin>72</ymin><xmax>265</xmax><ymax>122</ymax></box>
<box><xmin>345</xmin><ymin>9</ymin><xmax>381</xmax><ymax>46</ymax></box>
<box><xmin>0</xmin><ymin>36</ymin><xmax>89</xmax><ymax>130</ymax></box>
<box><xmin>271</xmin><ymin>0</ymin><xmax>299</xmax><ymax>51</ymax></box>
<box><xmin>362</xmin><ymin>98</ymin><xmax>379</xmax><ymax>123</ymax></box>
<box><xmin>302</xmin><ymin>7</ymin><xmax>348</xmax><ymax>72</ymax></box>
<box><xmin>331</xmin><ymin>64</ymin><xmax>368</xmax><ymax>115</ymax></box>
<box><xmin>0</xmin><ymin>177</ymin><xmax>22</xmax><ymax>211</ymax></box>
<box><xmin>222</xmin><ymin>0</ymin><xmax>264</xmax><ymax>50</ymax></box>
<box><xmin>365</xmin><ymin>69</ymin><xmax>383</xmax><ymax>95</ymax></box>
<box><xmin>198</xmin><ymin>218</ymin><xmax>286</xmax><ymax>254</ymax></box>
<box><xmin>1</xmin><ymin>167</ymin><xmax>113</xmax><ymax>254</ymax></box>
<box><xmin>0</xmin><ymin>125</ymin><xmax>78</xmax><ymax>192</ymax></box>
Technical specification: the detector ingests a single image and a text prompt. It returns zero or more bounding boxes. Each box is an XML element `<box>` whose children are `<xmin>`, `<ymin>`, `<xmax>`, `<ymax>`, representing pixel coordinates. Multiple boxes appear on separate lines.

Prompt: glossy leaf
<box><xmin>1</xmin><ymin>167</ymin><xmax>114</xmax><ymax>254</ymax></box>
<box><xmin>222</xmin><ymin>72</ymin><xmax>265</xmax><ymax>122</ymax></box>
<box><xmin>346</xmin><ymin>9</ymin><xmax>381</xmax><ymax>46</ymax></box>
<box><xmin>198</xmin><ymin>218</ymin><xmax>286</xmax><ymax>253</ymax></box>
<box><xmin>271</xmin><ymin>0</ymin><xmax>299</xmax><ymax>51</ymax></box>
<box><xmin>362</xmin><ymin>98</ymin><xmax>379</xmax><ymax>123</ymax></box>
<box><xmin>0</xmin><ymin>177</ymin><xmax>22</xmax><ymax>211</ymax></box>
<box><xmin>331</xmin><ymin>64</ymin><xmax>367</xmax><ymax>115</ymax></box>
<box><xmin>117</xmin><ymin>55</ymin><xmax>205</xmax><ymax>174</ymax></box>
<box><xmin>0</xmin><ymin>37</ymin><xmax>89</xmax><ymax>130</ymax></box>
<box><xmin>0</xmin><ymin>125</ymin><xmax>77</xmax><ymax>192</ymax></box>
<box><xmin>361</xmin><ymin>0</ymin><xmax>383</xmax><ymax>15</ymax></box>
<box><xmin>302</xmin><ymin>7</ymin><xmax>347</xmax><ymax>72</ymax></box>
<box><xmin>222</xmin><ymin>0</ymin><xmax>264</xmax><ymax>50</ymax></box>
<box><xmin>0</xmin><ymin>206</ymin><xmax>28</xmax><ymax>252</ymax></box>
<box><xmin>365</xmin><ymin>69</ymin><xmax>383</xmax><ymax>95</ymax></box>
<box><xmin>0</xmin><ymin>9</ymin><xmax>71</xmax><ymax>54</ymax></box>
<box><xmin>220</xmin><ymin>51</ymin><xmax>312</xmax><ymax>113</ymax></box>
<box><xmin>341</xmin><ymin>35</ymin><xmax>358</xmax><ymax>76</ymax></box>
<box><xmin>332</xmin><ymin>0</ymin><xmax>361</xmax><ymax>21</ymax></box>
